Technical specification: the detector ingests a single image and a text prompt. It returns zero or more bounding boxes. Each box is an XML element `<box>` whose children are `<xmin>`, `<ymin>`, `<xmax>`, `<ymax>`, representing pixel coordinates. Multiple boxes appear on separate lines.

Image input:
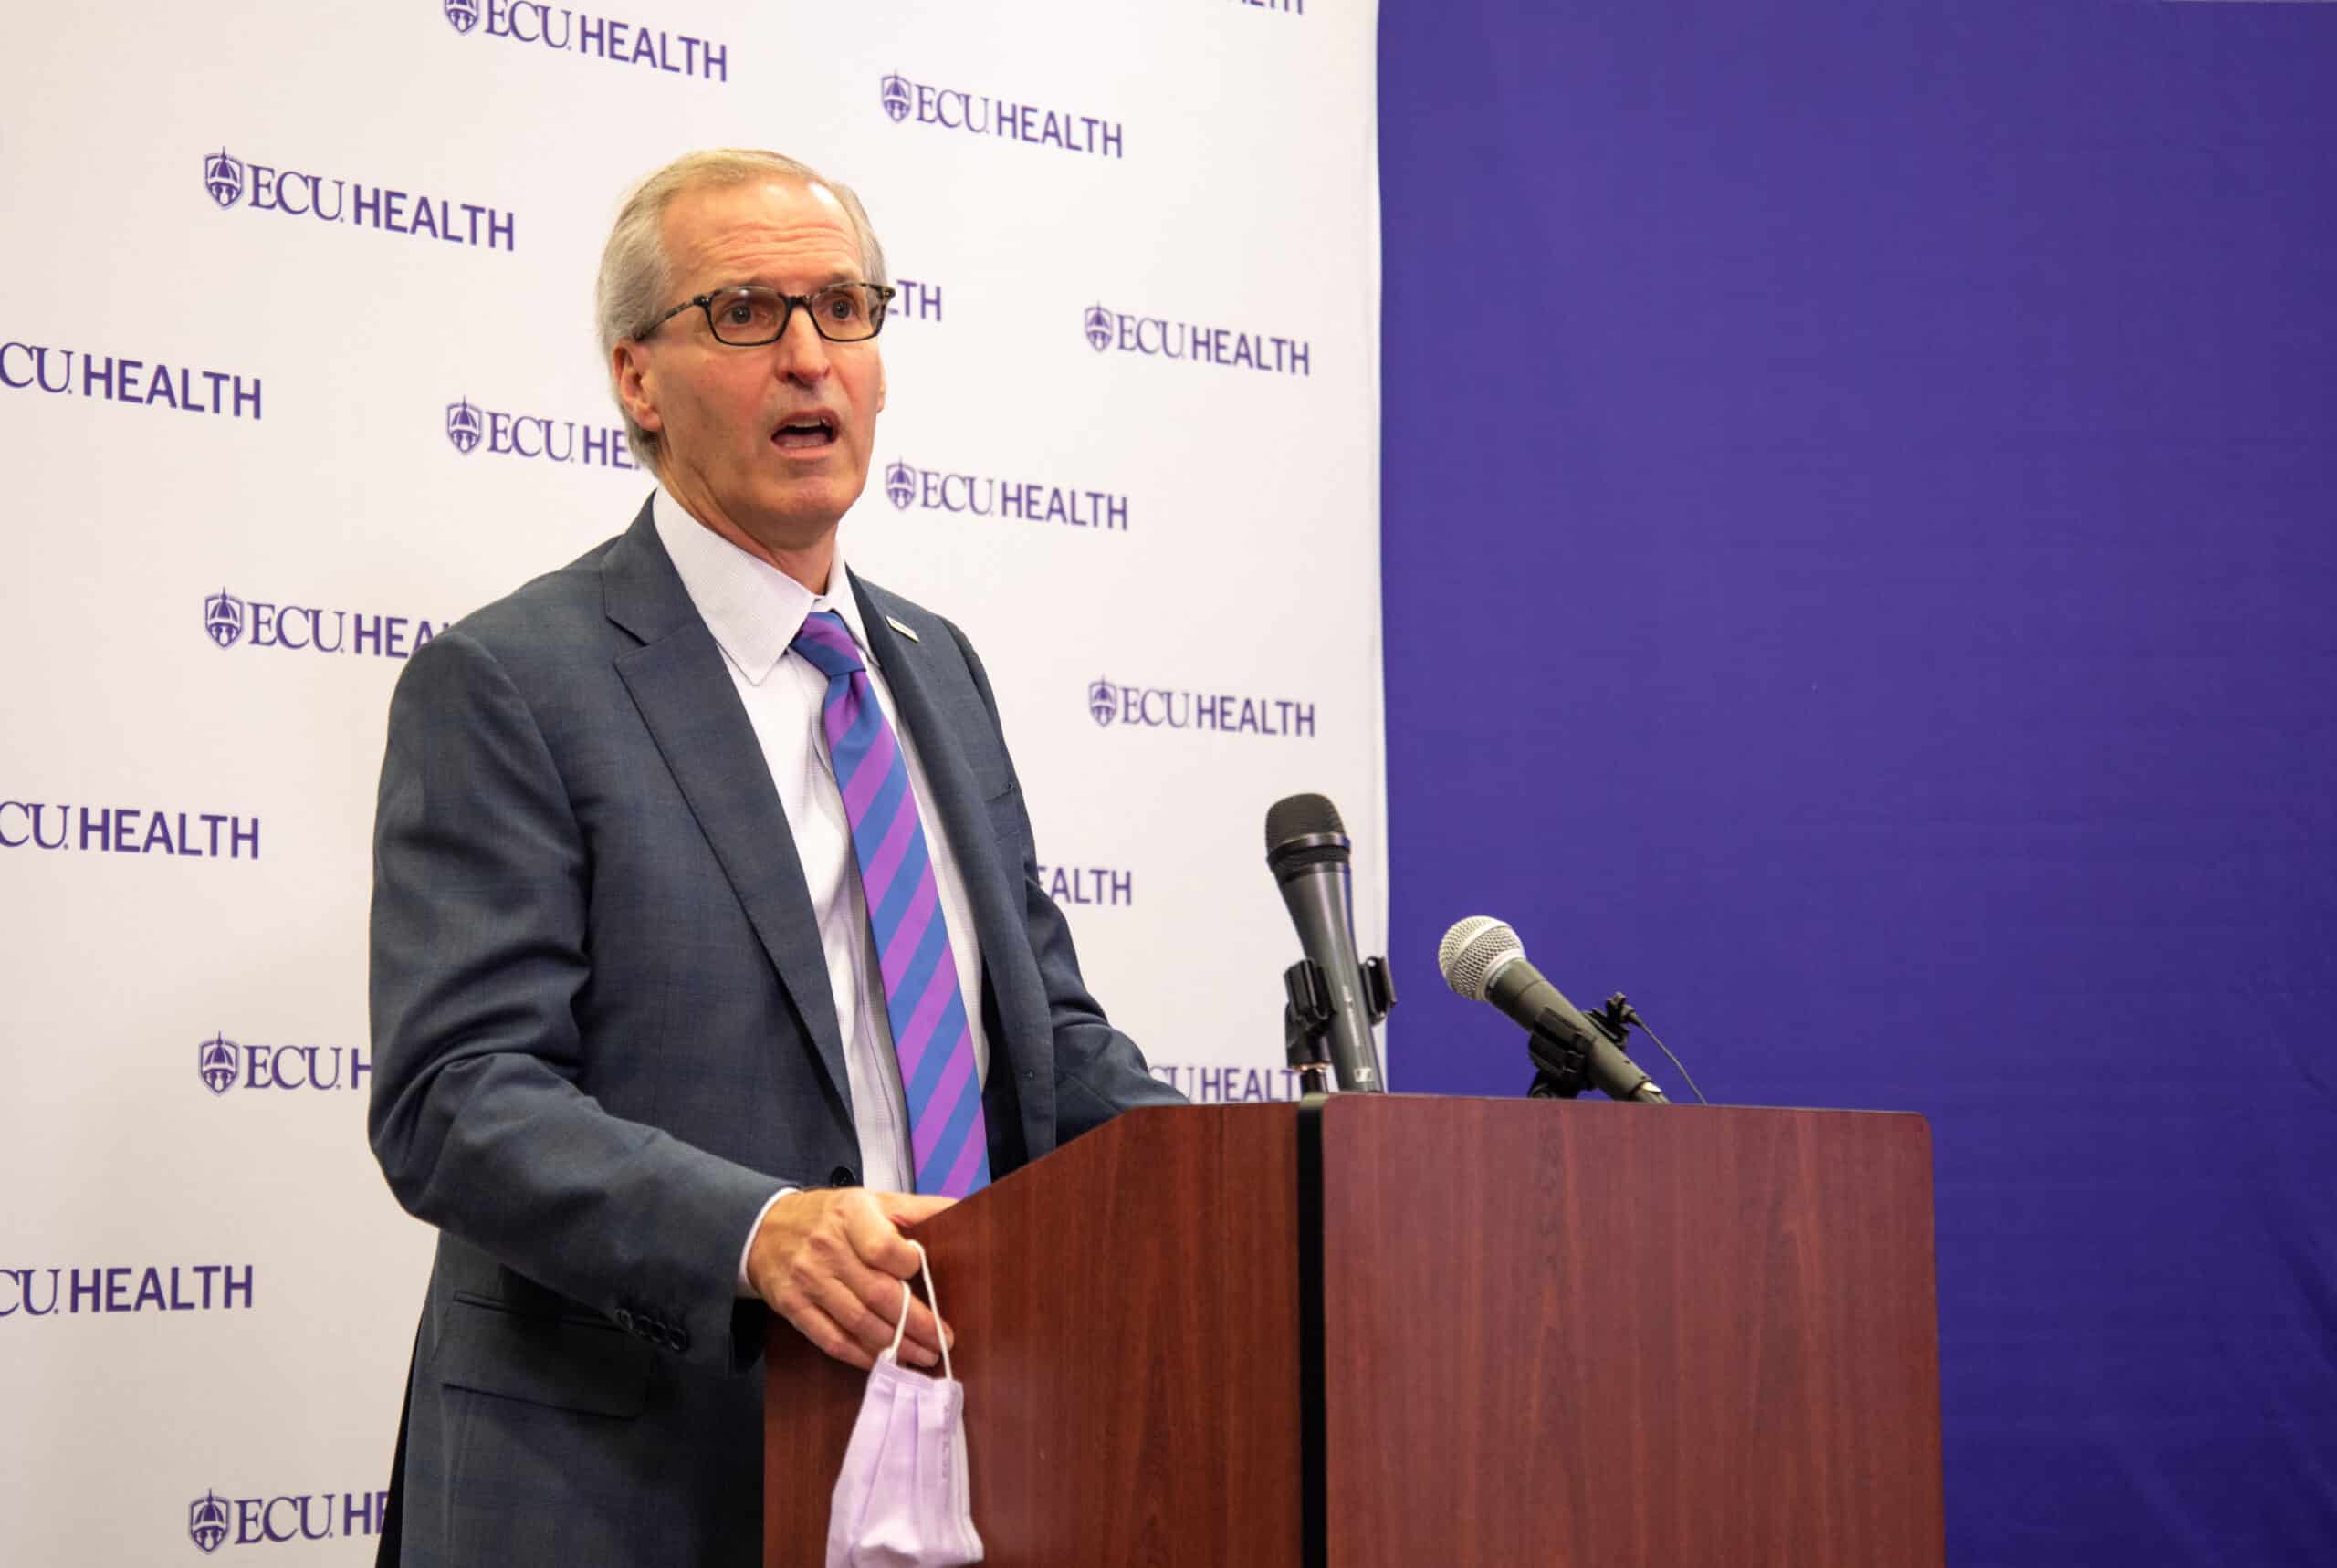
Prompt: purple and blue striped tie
<box><xmin>791</xmin><ymin>611</ymin><xmax>990</xmax><ymax>1198</ymax></box>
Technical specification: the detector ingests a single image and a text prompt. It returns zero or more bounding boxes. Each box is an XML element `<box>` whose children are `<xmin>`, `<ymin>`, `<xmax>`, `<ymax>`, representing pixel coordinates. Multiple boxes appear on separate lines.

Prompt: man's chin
<box><xmin>736</xmin><ymin>480</ymin><xmax>864</xmax><ymax>541</ymax></box>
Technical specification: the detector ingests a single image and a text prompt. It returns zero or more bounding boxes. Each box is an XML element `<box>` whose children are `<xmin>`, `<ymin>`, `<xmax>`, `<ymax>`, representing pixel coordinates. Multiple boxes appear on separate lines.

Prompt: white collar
<box><xmin>650</xmin><ymin>486</ymin><xmax>878</xmax><ymax>686</ymax></box>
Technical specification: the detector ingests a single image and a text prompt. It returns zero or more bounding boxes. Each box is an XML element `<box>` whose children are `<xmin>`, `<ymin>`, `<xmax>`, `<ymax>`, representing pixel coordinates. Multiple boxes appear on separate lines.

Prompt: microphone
<box><xmin>1265</xmin><ymin>794</ymin><xmax>1384</xmax><ymax>1092</ymax></box>
<box><xmin>1438</xmin><ymin>917</ymin><xmax>1667</xmax><ymax>1103</ymax></box>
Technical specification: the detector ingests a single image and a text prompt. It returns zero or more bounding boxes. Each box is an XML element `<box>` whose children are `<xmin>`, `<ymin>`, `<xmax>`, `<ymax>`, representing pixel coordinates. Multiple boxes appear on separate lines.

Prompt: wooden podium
<box><xmin>765</xmin><ymin>1096</ymin><xmax>1944</xmax><ymax>1567</ymax></box>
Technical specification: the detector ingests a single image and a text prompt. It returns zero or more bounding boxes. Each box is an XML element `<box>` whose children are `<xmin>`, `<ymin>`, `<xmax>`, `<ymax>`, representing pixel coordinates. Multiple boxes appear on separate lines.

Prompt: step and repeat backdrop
<box><xmin>1</xmin><ymin>1</ymin><xmax>1382</xmax><ymax>1558</ymax></box>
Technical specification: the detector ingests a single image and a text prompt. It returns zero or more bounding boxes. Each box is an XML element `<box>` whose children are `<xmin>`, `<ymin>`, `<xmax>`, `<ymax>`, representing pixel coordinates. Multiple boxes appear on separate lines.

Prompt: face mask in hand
<box><xmin>826</xmin><ymin>1242</ymin><xmax>983</xmax><ymax>1568</ymax></box>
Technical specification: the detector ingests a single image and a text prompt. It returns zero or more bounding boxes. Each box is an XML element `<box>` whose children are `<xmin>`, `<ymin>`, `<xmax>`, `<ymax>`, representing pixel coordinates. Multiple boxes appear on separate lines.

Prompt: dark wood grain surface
<box><xmin>768</xmin><ymin>1097</ymin><xmax>1944</xmax><ymax>1567</ymax></box>
<box><xmin>766</xmin><ymin>1103</ymin><xmax>1304</xmax><ymax>1567</ymax></box>
<box><xmin>1316</xmin><ymin>1096</ymin><xmax>1945</xmax><ymax>1568</ymax></box>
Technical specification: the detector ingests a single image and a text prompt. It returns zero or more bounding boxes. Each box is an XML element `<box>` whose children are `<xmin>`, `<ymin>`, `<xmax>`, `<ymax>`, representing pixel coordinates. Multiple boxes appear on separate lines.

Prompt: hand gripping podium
<box><xmin>765</xmin><ymin>1096</ymin><xmax>1945</xmax><ymax>1567</ymax></box>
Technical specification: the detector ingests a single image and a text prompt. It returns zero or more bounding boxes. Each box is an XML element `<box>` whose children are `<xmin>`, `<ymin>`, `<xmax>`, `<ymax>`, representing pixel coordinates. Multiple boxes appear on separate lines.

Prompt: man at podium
<box><xmin>367</xmin><ymin>147</ymin><xmax>1179</xmax><ymax>1566</ymax></box>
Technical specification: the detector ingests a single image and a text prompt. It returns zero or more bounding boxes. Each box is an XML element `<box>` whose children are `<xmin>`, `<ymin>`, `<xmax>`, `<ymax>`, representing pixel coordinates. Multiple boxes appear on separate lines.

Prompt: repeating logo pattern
<box><xmin>2</xmin><ymin>342</ymin><xmax>264</xmax><ymax>419</ymax></box>
<box><xmin>886</xmin><ymin>278</ymin><xmax>945</xmax><ymax>324</ymax></box>
<box><xmin>1149</xmin><ymin>1062</ymin><xmax>1309</xmax><ymax>1103</ymax></box>
<box><xmin>203</xmin><ymin>149</ymin><xmax>246</xmax><ymax>209</ymax></box>
<box><xmin>197</xmin><ymin>144</ymin><xmax>517</xmax><ymax>251</ymax></box>
<box><xmin>446</xmin><ymin>398</ymin><xmax>483</xmax><ymax>454</ymax></box>
<box><xmin>0</xmin><ymin>801</ymin><xmax>261</xmax><ymax>859</ymax></box>
<box><xmin>1032</xmin><ymin>863</ymin><xmax>1135</xmax><ymax>906</ymax></box>
<box><xmin>1080</xmin><ymin>302</ymin><xmax>1311</xmax><ymax>376</ymax></box>
<box><xmin>189</xmin><ymin>1033</ymin><xmax>372</xmax><ymax>1094</ymax></box>
<box><xmin>16</xmin><ymin>11</ymin><xmax>1378</xmax><ymax>1552</ymax></box>
<box><xmin>0</xmin><ymin>1264</ymin><xmax>256</xmax><ymax>1316</ymax></box>
<box><xmin>1086</xmin><ymin>679</ymin><xmax>1317</xmax><ymax>737</ymax></box>
<box><xmin>196</xmin><ymin>588</ymin><xmax>448</xmax><ymax>661</ymax></box>
<box><xmin>177</xmin><ymin>1486</ymin><xmax>390</xmax><ymax>1548</ymax></box>
<box><xmin>190</xmin><ymin>1491</ymin><xmax>231</xmax><ymax>1554</ymax></box>
<box><xmin>199</xmin><ymin>1034</ymin><xmax>240</xmax><ymax>1096</ymax></box>
<box><xmin>875</xmin><ymin>71</ymin><xmax>1123</xmax><ymax>158</ymax></box>
<box><xmin>442</xmin><ymin>2</ymin><xmax>730</xmax><ymax>80</ymax></box>
<box><xmin>204</xmin><ymin>591</ymin><xmax>246</xmax><ymax>649</ymax></box>
<box><xmin>880</xmin><ymin>459</ymin><xmax>1127</xmax><ymax>529</ymax></box>
<box><xmin>438</xmin><ymin>395</ymin><xmax>634</xmax><ymax>466</ymax></box>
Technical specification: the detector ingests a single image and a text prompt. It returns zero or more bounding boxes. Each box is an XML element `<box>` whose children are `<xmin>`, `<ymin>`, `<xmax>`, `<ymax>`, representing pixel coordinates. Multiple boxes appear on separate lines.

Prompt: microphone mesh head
<box><xmin>1264</xmin><ymin>792</ymin><xmax>1345</xmax><ymax>852</ymax></box>
<box><xmin>1438</xmin><ymin>916</ymin><xmax>1522</xmax><ymax>1001</ymax></box>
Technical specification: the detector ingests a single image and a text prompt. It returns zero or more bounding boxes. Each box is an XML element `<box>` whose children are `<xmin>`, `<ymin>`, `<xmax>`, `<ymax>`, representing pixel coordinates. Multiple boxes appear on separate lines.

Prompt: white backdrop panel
<box><xmin>1</xmin><ymin>0</ymin><xmax>1380</xmax><ymax>1558</ymax></box>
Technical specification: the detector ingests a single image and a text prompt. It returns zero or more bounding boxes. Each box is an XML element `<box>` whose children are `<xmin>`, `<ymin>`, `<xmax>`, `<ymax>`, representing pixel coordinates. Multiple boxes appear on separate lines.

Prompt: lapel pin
<box><xmin>886</xmin><ymin>615</ymin><xmax>920</xmax><ymax>643</ymax></box>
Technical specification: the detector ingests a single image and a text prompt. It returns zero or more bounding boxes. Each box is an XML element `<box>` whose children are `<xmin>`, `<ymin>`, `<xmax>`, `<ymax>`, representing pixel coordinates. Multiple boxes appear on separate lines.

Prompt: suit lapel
<box><xmin>602</xmin><ymin>505</ymin><xmax>853</xmax><ymax>1115</ymax></box>
<box><xmin>854</xmin><ymin>581</ymin><xmax>1056</xmax><ymax>1164</ymax></box>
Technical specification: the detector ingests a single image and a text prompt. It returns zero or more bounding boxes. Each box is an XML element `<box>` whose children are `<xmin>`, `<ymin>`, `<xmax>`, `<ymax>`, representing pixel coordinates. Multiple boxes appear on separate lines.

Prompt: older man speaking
<box><xmin>367</xmin><ymin>149</ymin><xmax>1178</xmax><ymax>1565</ymax></box>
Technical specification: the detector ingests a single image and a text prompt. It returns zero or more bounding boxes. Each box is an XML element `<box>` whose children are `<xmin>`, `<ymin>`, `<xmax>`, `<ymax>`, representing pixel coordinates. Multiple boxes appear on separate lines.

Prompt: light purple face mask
<box><xmin>826</xmin><ymin>1243</ymin><xmax>983</xmax><ymax>1568</ymax></box>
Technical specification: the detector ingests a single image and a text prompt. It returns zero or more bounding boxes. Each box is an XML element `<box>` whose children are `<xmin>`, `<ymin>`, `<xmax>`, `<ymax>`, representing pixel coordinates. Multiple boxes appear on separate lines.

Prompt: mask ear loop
<box><xmin>885</xmin><ymin>1280</ymin><xmax>913</xmax><ymax>1364</ymax></box>
<box><xmin>886</xmin><ymin>1240</ymin><xmax>952</xmax><ymax>1381</ymax></box>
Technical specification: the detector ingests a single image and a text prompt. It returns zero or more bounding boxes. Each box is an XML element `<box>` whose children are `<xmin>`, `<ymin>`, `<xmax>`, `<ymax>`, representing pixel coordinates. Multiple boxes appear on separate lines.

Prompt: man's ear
<box><xmin>876</xmin><ymin>356</ymin><xmax>886</xmax><ymax>415</ymax></box>
<box><xmin>613</xmin><ymin>340</ymin><xmax>663</xmax><ymax>434</ymax></box>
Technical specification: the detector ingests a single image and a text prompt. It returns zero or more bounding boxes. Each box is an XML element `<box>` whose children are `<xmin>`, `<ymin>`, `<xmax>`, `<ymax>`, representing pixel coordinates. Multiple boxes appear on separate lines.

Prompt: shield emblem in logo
<box><xmin>1083</xmin><ymin>305</ymin><xmax>1114</xmax><ymax>353</ymax></box>
<box><xmin>198</xmin><ymin>1035</ymin><xmax>239</xmax><ymax>1097</ymax></box>
<box><xmin>203</xmin><ymin>590</ymin><xmax>246</xmax><ymax>650</ymax></box>
<box><xmin>444</xmin><ymin>0</ymin><xmax>480</xmax><ymax>32</ymax></box>
<box><xmin>880</xmin><ymin>73</ymin><xmax>912</xmax><ymax>123</ymax></box>
<box><xmin>189</xmin><ymin>1490</ymin><xmax>230</xmax><ymax>1554</ymax></box>
<box><xmin>1087</xmin><ymin>679</ymin><xmax>1118</xmax><ymax>728</ymax></box>
<box><xmin>446</xmin><ymin>398</ymin><xmax>483</xmax><ymax>455</ymax></box>
<box><xmin>884</xmin><ymin>460</ymin><xmax>917</xmax><ymax>511</ymax></box>
<box><xmin>202</xmin><ymin>149</ymin><xmax>246</xmax><ymax>210</ymax></box>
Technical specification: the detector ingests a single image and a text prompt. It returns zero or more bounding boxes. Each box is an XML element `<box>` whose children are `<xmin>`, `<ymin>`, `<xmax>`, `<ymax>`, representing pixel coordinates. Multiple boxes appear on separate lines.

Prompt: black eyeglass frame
<box><xmin>639</xmin><ymin>283</ymin><xmax>898</xmax><ymax>346</ymax></box>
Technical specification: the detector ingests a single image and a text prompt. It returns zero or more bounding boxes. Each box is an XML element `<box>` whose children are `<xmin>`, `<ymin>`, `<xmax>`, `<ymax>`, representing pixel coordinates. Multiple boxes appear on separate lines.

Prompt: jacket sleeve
<box><xmin>946</xmin><ymin>622</ymin><xmax>1188</xmax><ymax>1138</ymax></box>
<box><xmin>367</xmin><ymin>627</ymin><xmax>779</xmax><ymax>1370</ymax></box>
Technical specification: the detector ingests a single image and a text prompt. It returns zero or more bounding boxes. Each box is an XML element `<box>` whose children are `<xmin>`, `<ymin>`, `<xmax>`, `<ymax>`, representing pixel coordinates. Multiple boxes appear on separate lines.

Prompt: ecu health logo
<box><xmin>204</xmin><ymin>589</ymin><xmax>247</xmax><ymax>650</ymax></box>
<box><xmin>190</xmin><ymin>1490</ymin><xmax>231</xmax><ymax>1553</ymax></box>
<box><xmin>444</xmin><ymin>0</ymin><xmax>481</xmax><ymax>33</ymax></box>
<box><xmin>880</xmin><ymin>73</ymin><xmax>912</xmax><ymax>123</ymax></box>
<box><xmin>1087</xmin><ymin>678</ymin><xmax>1118</xmax><ymax>727</ymax></box>
<box><xmin>203</xmin><ymin>148</ymin><xmax>246</xmax><ymax>209</ymax></box>
<box><xmin>1083</xmin><ymin>305</ymin><xmax>1114</xmax><ymax>353</ymax></box>
<box><xmin>199</xmin><ymin>1034</ymin><xmax>240</xmax><ymax>1096</ymax></box>
<box><xmin>884</xmin><ymin>460</ymin><xmax>917</xmax><ymax>511</ymax></box>
<box><xmin>446</xmin><ymin>398</ymin><xmax>484</xmax><ymax>454</ymax></box>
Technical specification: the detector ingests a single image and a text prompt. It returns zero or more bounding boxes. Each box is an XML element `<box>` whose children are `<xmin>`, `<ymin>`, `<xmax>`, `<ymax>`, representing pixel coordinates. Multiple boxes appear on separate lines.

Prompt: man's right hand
<box><xmin>747</xmin><ymin>1187</ymin><xmax>955</xmax><ymax>1371</ymax></box>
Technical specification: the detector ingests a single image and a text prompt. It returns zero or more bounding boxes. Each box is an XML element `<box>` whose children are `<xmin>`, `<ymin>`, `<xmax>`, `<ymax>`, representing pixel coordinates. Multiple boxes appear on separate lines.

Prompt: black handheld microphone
<box><xmin>1266</xmin><ymin>794</ymin><xmax>1384</xmax><ymax>1092</ymax></box>
<box><xmin>1438</xmin><ymin>916</ymin><xmax>1667</xmax><ymax>1103</ymax></box>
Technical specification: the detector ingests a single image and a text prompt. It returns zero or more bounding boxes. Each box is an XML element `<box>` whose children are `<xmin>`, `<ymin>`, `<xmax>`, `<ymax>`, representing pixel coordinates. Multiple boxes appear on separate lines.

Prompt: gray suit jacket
<box><xmin>368</xmin><ymin>499</ymin><xmax>1178</xmax><ymax>1566</ymax></box>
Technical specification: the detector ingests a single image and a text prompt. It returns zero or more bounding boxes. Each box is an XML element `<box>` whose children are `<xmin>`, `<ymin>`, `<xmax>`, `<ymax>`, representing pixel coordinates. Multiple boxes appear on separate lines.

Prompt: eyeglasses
<box><xmin>641</xmin><ymin>283</ymin><xmax>896</xmax><ymax>346</ymax></box>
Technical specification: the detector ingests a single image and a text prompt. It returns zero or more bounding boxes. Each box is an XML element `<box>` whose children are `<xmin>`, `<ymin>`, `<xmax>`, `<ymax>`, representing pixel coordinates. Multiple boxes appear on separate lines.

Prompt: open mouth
<box><xmin>772</xmin><ymin>413</ymin><xmax>839</xmax><ymax>451</ymax></box>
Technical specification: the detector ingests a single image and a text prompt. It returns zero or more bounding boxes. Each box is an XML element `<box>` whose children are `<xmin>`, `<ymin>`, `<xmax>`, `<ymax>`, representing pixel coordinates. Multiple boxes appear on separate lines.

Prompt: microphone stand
<box><xmin>1525</xmin><ymin>992</ymin><xmax>1646</xmax><ymax>1100</ymax></box>
<box><xmin>1283</xmin><ymin>956</ymin><xmax>1396</xmax><ymax>1095</ymax></box>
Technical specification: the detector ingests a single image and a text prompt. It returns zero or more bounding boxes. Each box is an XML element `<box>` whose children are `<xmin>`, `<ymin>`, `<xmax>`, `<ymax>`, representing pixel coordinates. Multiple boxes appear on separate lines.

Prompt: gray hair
<box><xmin>594</xmin><ymin>149</ymin><xmax>890</xmax><ymax>477</ymax></box>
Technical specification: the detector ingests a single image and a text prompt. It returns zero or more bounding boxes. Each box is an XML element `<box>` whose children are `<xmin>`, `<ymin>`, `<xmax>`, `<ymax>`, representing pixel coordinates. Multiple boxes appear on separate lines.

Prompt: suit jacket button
<box><xmin>830</xmin><ymin>1166</ymin><xmax>857</xmax><ymax>1186</ymax></box>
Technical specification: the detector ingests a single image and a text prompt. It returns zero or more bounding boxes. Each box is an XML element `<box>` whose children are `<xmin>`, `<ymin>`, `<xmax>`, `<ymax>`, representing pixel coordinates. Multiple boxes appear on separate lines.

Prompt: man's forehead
<box><xmin>665</xmin><ymin>178</ymin><xmax>861</xmax><ymax>278</ymax></box>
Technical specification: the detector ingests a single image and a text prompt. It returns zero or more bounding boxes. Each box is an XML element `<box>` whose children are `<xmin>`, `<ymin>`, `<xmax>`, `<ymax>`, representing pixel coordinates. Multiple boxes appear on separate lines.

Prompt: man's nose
<box><xmin>770</xmin><ymin>307</ymin><xmax>832</xmax><ymax>383</ymax></box>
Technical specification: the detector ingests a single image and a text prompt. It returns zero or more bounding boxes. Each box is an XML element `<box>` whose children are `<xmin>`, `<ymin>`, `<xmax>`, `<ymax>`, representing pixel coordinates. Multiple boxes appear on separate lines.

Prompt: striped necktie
<box><xmin>791</xmin><ymin>610</ymin><xmax>990</xmax><ymax>1198</ymax></box>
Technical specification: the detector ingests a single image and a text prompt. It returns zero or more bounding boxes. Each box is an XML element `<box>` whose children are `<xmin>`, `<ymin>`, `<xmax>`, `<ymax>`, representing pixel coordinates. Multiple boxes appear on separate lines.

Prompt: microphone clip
<box><xmin>1589</xmin><ymin>993</ymin><xmax>1643</xmax><ymax>1038</ymax></box>
<box><xmin>1283</xmin><ymin>956</ymin><xmax>1396</xmax><ymax>1093</ymax></box>
<box><xmin>1524</xmin><ymin>994</ymin><xmax>1639</xmax><ymax>1101</ymax></box>
<box><xmin>1524</xmin><ymin>1009</ymin><xmax>1589</xmax><ymax>1099</ymax></box>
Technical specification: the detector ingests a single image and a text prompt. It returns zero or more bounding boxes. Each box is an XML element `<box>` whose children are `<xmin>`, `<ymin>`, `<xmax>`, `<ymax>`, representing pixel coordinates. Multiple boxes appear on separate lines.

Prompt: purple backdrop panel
<box><xmin>1378</xmin><ymin>5</ymin><xmax>2337</xmax><ymax>1565</ymax></box>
